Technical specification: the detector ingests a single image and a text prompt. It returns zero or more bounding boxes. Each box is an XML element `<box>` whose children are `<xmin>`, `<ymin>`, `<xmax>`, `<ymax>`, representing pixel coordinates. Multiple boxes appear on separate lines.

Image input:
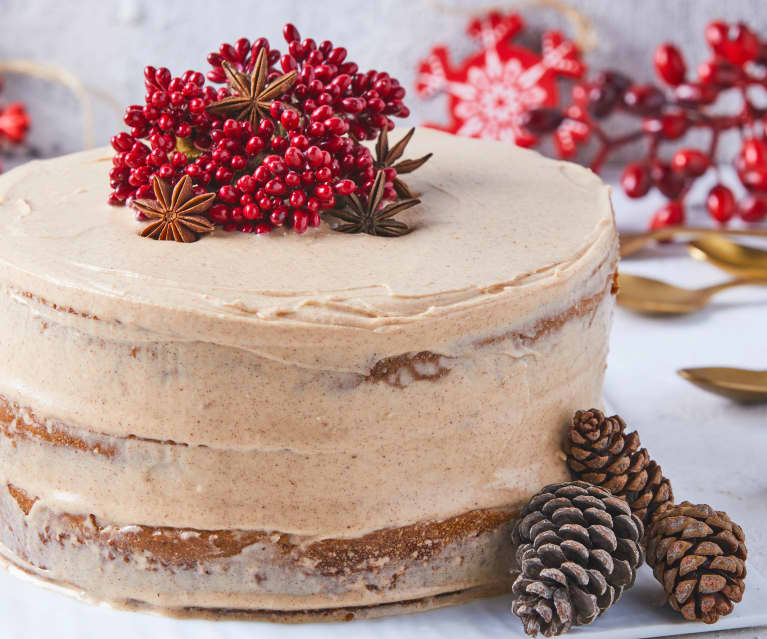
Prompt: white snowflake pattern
<box><xmin>450</xmin><ymin>55</ymin><xmax>547</xmax><ymax>143</ymax></box>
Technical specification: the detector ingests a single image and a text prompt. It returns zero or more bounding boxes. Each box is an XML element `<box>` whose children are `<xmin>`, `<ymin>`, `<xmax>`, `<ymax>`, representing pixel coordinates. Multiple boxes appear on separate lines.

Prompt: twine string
<box><xmin>0</xmin><ymin>60</ymin><xmax>96</xmax><ymax>149</ymax></box>
<box><xmin>425</xmin><ymin>0</ymin><xmax>597</xmax><ymax>53</ymax></box>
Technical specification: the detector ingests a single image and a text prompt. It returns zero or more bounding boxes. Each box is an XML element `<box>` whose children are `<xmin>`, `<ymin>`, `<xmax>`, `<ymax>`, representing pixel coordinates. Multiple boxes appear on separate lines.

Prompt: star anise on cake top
<box><xmin>206</xmin><ymin>47</ymin><xmax>297</xmax><ymax>128</ymax></box>
<box><xmin>134</xmin><ymin>175</ymin><xmax>215</xmax><ymax>242</ymax></box>
<box><xmin>330</xmin><ymin>170</ymin><xmax>420</xmax><ymax>237</ymax></box>
<box><xmin>374</xmin><ymin>127</ymin><xmax>433</xmax><ymax>199</ymax></box>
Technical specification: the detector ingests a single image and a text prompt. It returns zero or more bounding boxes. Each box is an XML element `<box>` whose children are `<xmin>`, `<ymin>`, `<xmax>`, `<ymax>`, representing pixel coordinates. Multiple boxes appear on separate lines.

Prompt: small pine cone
<box><xmin>566</xmin><ymin>409</ymin><xmax>673</xmax><ymax>530</ymax></box>
<box><xmin>510</xmin><ymin>481</ymin><xmax>644</xmax><ymax>637</ymax></box>
<box><xmin>646</xmin><ymin>502</ymin><xmax>747</xmax><ymax>624</ymax></box>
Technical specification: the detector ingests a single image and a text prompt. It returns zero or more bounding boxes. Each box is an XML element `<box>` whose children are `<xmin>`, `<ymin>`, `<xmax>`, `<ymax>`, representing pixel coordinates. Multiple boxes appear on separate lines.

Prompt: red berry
<box><xmin>706</xmin><ymin>185</ymin><xmax>736</xmax><ymax>223</ymax></box>
<box><xmin>725</xmin><ymin>23</ymin><xmax>759</xmax><ymax>66</ymax></box>
<box><xmin>265</xmin><ymin>156</ymin><xmax>287</xmax><ymax>176</ymax></box>
<box><xmin>741</xmin><ymin>166</ymin><xmax>767</xmax><ymax>192</ymax></box>
<box><xmin>218</xmin><ymin>185</ymin><xmax>239</xmax><ymax>204</ymax></box>
<box><xmin>215</xmin><ymin>166</ymin><xmax>234</xmax><ymax>183</ymax></box>
<box><xmin>661</xmin><ymin>111</ymin><xmax>688</xmax><ymax>139</ymax></box>
<box><xmin>705</xmin><ymin>21</ymin><xmax>729</xmax><ymax>56</ymax></box>
<box><xmin>309</xmin><ymin>121</ymin><xmax>326</xmax><ymax>137</ymax></box>
<box><xmin>270</xmin><ymin>101</ymin><xmax>284</xmax><ymax>119</ymax></box>
<box><xmin>289</xmin><ymin>190</ymin><xmax>307</xmax><ymax>208</ymax></box>
<box><xmin>285</xmin><ymin>171</ymin><xmax>301</xmax><ymax>188</ymax></box>
<box><xmin>271</xmin><ymin>206</ymin><xmax>289</xmax><ymax>226</ymax></box>
<box><xmin>171</xmin><ymin>152</ymin><xmax>187</xmax><ymax>167</ymax></box>
<box><xmin>245</xmin><ymin>136</ymin><xmax>265</xmax><ymax>155</ymax></box>
<box><xmin>292</xmin><ymin>210</ymin><xmax>309</xmax><ymax>233</ymax></box>
<box><xmin>671</xmin><ymin>149</ymin><xmax>709</xmax><ymax>177</ymax></box>
<box><xmin>325</xmin><ymin>117</ymin><xmax>348</xmax><ymax>135</ymax></box>
<box><xmin>623</xmin><ymin>84</ymin><xmax>665</xmax><ymax>115</ymax></box>
<box><xmin>237</xmin><ymin>175</ymin><xmax>256</xmax><ymax>193</ymax></box>
<box><xmin>621</xmin><ymin>164</ymin><xmax>651</xmax><ymax>198</ymax></box>
<box><xmin>258</xmin><ymin>119</ymin><xmax>275</xmax><ymax>138</ymax></box>
<box><xmin>650</xmin><ymin>162</ymin><xmax>686</xmax><ymax>199</ymax></box>
<box><xmin>253</xmin><ymin>165</ymin><xmax>271</xmax><ymax>184</ymax></box>
<box><xmin>254</xmin><ymin>223</ymin><xmax>272</xmax><ymax>234</ymax></box>
<box><xmin>654</xmin><ymin>43</ymin><xmax>686</xmax><ymax>86</ymax></box>
<box><xmin>209</xmin><ymin>204</ymin><xmax>230</xmax><ymax>224</ymax></box>
<box><xmin>266</xmin><ymin>178</ymin><xmax>286</xmax><ymax>196</ymax></box>
<box><xmin>284</xmin><ymin>146</ymin><xmax>304</xmax><ymax>168</ymax></box>
<box><xmin>740</xmin><ymin>195</ymin><xmax>767</xmax><ymax>222</ymax></box>
<box><xmin>231</xmin><ymin>154</ymin><xmax>247</xmax><ymax>170</ymax></box>
<box><xmin>175</xmin><ymin>123</ymin><xmax>192</xmax><ymax>138</ymax></box>
<box><xmin>522</xmin><ymin>108</ymin><xmax>564</xmax><ymax>134</ymax></box>
<box><xmin>158</xmin><ymin>114</ymin><xmax>175</xmax><ymax>131</ymax></box>
<box><xmin>291</xmin><ymin>134</ymin><xmax>310</xmax><ymax>150</ymax></box>
<box><xmin>649</xmin><ymin>201</ymin><xmax>685</xmax><ymax>229</ymax></box>
<box><xmin>334</xmin><ymin>179</ymin><xmax>356</xmax><ymax>196</ymax></box>
<box><xmin>271</xmin><ymin>136</ymin><xmax>289</xmax><ymax>153</ymax></box>
<box><xmin>740</xmin><ymin>137</ymin><xmax>767</xmax><ymax>168</ymax></box>
<box><xmin>243</xmin><ymin>203</ymin><xmax>261</xmax><ymax>220</ymax></box>
<box><xmin>111</xmin><ymin>132</ymin><xmax>134</xmax><ymax>152</ymax></box>
<box><xmin>306</xmin><ymin>146</ymin><xmax>324</xmax><ymax>167</ymax></box>
<box><xmin>697</xmin><ymin>59</ymin><xmax>738</xmax><ymax>87</ymax></box>
<box><xmin>283</xmin><ymin>23</ymin><xmax>301</xmax><ymax>43</ymax></box>
<box><xmin>281</xmin><ymin>109</ymin><xmax>300</xmax><ymax>130</ymax></box>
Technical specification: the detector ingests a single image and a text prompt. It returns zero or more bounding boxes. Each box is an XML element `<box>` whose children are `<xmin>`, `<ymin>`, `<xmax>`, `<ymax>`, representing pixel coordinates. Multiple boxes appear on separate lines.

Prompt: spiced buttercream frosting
<box><xmin>0</xmin><ymin>128</ymin><xmax>618</xmax><ymax>620</ymax></box>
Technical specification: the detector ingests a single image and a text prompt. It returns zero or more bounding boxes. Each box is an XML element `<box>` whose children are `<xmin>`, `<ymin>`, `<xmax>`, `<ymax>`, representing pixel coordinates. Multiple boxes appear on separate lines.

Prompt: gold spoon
<box><xmin>678</xmin><ymin>367</ymin><xmax>767</xmax><ymax>403</ymax></box>
<box><xmin>688</xmin><ymin>236</ymin><xmax>767</xmax><ymax>279</ymax></box>
<box><xmin>620</xmin><ymin>226</ymin><xmax>767</xmax><ymax>258</ymax></box>
<box><xmin>617</xmin><ymin>273</ymin><xmax>767</xmax><ymax>314</ymax></box>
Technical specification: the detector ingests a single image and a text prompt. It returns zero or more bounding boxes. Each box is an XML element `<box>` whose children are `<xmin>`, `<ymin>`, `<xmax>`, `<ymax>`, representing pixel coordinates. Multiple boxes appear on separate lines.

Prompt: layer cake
<box><xmin>0</xmin><ymin>128</ymin><xmax>617</xmax><ymax>620</ymax></box>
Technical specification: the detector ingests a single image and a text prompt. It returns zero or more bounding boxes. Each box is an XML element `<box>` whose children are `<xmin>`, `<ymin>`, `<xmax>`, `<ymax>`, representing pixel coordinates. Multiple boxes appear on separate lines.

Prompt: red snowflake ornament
<box><xmin>415</xmin><ymin>11</ymin><xmax>585</xmax><ymax>146</ymax></box>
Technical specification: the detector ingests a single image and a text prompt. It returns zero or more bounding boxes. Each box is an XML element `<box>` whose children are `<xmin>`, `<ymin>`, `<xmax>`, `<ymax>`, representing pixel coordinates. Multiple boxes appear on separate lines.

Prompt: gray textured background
<box><xmin>1</xmin><ymin>0</ymin><xmax>766</xmax><ymax>167</ymax></box>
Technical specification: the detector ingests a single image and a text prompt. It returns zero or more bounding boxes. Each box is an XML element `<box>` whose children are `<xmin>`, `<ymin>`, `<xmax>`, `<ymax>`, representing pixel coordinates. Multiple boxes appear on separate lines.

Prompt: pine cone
<box><xmin>646</xmin><ymin>502</ymin><xmax>747</xmax><ymax>624</ymax></box>
<box><xmin>510</xmin><ymin>481</ymin><xmax>644</xmax><ymax>637</ymax></box>
<box><xmin>566</xmin><ymin>409</ymin><xmax>673</xmax><ymax>530</ymax></box>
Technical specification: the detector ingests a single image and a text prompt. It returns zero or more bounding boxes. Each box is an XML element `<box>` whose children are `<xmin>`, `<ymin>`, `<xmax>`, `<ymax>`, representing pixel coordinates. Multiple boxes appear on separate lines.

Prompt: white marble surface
<box><xmin>605</xmin><ymin>170</ymin><xmax>767</xmax><ymax>639</ymax></box>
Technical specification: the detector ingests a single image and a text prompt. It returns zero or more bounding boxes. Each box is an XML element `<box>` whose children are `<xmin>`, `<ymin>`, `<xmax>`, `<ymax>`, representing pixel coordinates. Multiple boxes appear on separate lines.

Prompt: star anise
<box><xmin>374</xmin><ymin>127</ymin><xmax>432</xmax><ymax>199</ymax></box>
<box><xmin>207</xmin><ymin>47</ymin><xmax>297</xmax><ymax>128</ymax></box>
<box><xmin>134</xmin><ymin>175</ymin><xmax>215</xmax><ymax>242</ymax></box>
<box><xmin>330</xmin><ymin>170</ymin><xmax>420</xmax><ymax>237</ymax></box>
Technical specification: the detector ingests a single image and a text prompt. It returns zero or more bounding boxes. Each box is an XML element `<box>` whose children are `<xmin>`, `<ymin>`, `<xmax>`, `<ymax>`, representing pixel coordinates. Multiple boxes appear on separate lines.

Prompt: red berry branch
<box><xmin>0</xmin><ymin>77</ymin><xmax>31</xmax><ymax>174</ymax></box>
<box><xmin>109</xmin><ymin>23</ymin><xmax>414</xmax><ymax>236</ymax></box>
<box><xmin>523</xmin><ymin>19</ymin><xmax>767</xmax><ymax>229</ymax></box>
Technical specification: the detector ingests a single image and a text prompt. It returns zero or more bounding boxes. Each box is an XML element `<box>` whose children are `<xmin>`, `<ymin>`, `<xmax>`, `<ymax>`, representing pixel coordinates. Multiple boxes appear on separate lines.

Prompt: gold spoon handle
<box><xmin>702</xmin><ymin>277</ymin><xmax>767</xmax><ymax>298</ymax></box>
<box><xmin>620</xmin><ymin>227</ymin><xmax>767</xmax><ymax>258</ymax></box>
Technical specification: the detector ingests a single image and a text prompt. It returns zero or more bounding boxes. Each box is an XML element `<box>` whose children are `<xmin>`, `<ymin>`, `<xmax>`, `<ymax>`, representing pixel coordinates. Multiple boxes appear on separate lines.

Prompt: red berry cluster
<box><xmin>523</xmin><ymin>19</ymin><xmax>767</xmax><ymax>229</ymax></box>
<box><xmin>208</xmin><ymin>24</ymin><xmax>409</xmax><ymax>141</ymax></box>
<box><xmin>0</xmin><ymin>77</ymin><xmax>31</xmax><ymax>174</ymax></box>
<box><xmin>109</xmin><ymin>68</ymin><xmax>223</xmax><ymax>205</ymax></box>
<box><xmin>109</xmin><ymin>23</ymin><xmax>409</xmax><ymax>234</ymax></box>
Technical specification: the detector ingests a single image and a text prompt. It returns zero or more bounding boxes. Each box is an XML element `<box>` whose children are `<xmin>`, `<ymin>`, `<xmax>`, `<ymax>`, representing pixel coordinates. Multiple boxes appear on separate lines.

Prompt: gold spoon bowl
<box><xmin>688</xmin><ymin>235</ymin><xmax>767</xmax><ymax>279</ymax></box>
<box><xmin>617</xmin><ymin>273</ymin><xmax>767</xmax><ymax>315</ymax></box>
<box><xmin>678</xmin><ymin>367</ymin><xmax>767</xmax><ymax>403</ymax></box>
<box><xmin>620</xmin><ymin>226</ymin><xmax>767</xmax><ymax>258</ymax></box>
